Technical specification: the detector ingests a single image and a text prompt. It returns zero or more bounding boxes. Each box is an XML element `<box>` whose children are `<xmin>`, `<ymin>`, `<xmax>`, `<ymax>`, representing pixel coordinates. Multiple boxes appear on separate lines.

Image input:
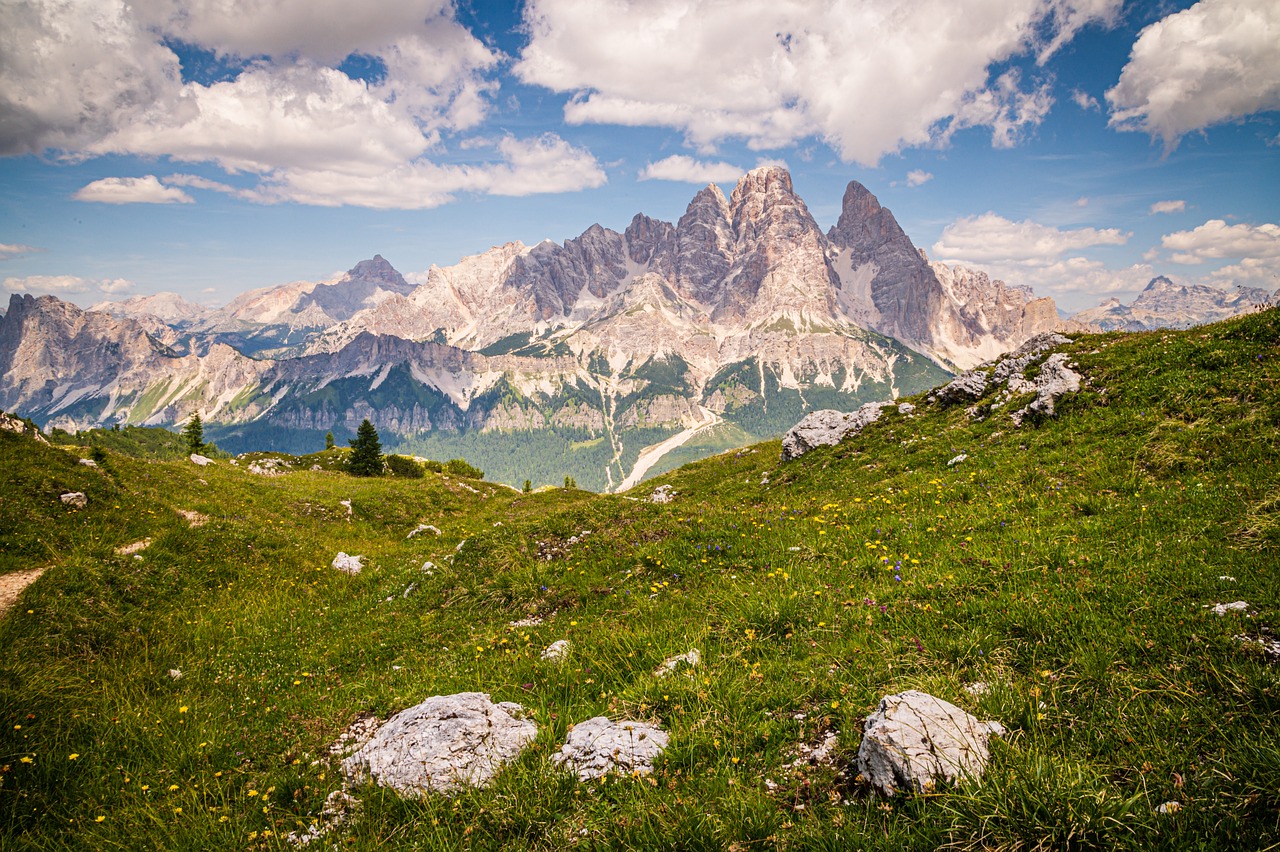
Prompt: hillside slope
<box><xmin>1</xmin><ymin>309</ymin><xmax>1277</xmax><ymax>850</ymax></box>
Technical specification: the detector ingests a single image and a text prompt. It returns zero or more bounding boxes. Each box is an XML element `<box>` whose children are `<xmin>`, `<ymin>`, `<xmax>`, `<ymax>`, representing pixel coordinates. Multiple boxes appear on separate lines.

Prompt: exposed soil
<box><xmin>0</xmin><ymin>568</ymin><xmax>44</xmax><ymax>617</ymax></box>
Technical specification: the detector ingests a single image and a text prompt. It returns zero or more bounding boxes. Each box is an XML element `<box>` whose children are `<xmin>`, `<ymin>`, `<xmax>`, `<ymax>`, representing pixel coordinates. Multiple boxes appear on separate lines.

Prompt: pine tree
<box><xmin>182</xmin><ymin>412</ymin><xmax>205</xmax><ymax>454</ymax></box>
<box><xmin>523</xmin><ymin>479</ymin><xmax>532</xmax><ymax>493</ymax></box>
<box><xmin>325</xmin><ymin>431</ymin><xmax>335</xmax><ymax>450</ymax></box>
<box><xmin>347</xmin><ymin>419</ymin><xmax>383</xmax><ymax>476</ymax></box>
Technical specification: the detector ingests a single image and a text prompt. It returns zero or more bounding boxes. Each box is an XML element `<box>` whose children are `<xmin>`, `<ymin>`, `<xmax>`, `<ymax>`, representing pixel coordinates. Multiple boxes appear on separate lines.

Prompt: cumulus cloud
<box><xmin>1107</xmin><ymin>0</ymin><xmax>1280</xmax><ymax>148</ymax></box>
<box><xmin>638</xmin><ymin>155</ymin><xmax>743</xmax><ymax>183</ymax></box>
<box><xmin>0</xmin><ymin>243</ymin><xmax>41</xmax><ymax>260</ymax></box>
<box><xmin>0</xmin><ymin>1</ymin><xmax>606</xmax><ymax>209</ymax></box>
<box><xmin>74</xmin><ymin>175</ymin><xmax>194</xmax><ymax>204</ymax></box>
<box><xmin>906</xmin><ymin>169</ymin><xmax>934</xmax><ymax>187</ymax></box>
<box><xmin>2</xmin><ymin>275</ymin><xmax>134</xmax><ymax>297</ymax></box>
<box><xmin>1149</xmin><ymin>200</ymin><xmax>1186</xmax><ymax>215</ymax></box>
<box><xmin>516</xmin><ymin>0</ymin><xmax>1121</xmax><ymax>164</ymax></box>
<box><xmin>933</xmin><ymin>212</ymin><xmax>1130</xmax><ymax>264</ymax></box>
<box><xmin>1161</xmin><ymin>219</ymin><xmax>1280</xmax><ymax>265</ymax></box>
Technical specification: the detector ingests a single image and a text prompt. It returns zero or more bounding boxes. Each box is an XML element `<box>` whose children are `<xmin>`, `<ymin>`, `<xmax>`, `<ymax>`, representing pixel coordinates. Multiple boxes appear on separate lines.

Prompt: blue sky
<box><xmin>1</xmin><ymin>0</ymin><xmax>1277</xmax><ymax>313</ymax></box>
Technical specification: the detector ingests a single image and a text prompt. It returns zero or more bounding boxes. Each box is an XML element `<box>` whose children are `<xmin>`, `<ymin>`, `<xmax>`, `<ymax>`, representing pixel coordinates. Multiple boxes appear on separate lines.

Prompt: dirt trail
<box><xmin>0</xmin><ymin>569</ymin><xmax>44</xmax><ymax>618</ymax></box>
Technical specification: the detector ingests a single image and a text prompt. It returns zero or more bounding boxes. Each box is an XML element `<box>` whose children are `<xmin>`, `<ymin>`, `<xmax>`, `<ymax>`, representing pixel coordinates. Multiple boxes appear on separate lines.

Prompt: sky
<box><xmin>1</xmin><ymin>0</ymin><xmax>1278</xmax><ymax>314</ymax></box>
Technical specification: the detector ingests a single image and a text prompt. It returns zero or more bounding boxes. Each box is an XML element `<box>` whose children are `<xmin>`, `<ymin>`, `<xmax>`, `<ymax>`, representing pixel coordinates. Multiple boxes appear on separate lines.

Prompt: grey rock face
<box><xmin>780</xmin><ymin>402</ymin><xmax>888</xmax><ymax>461</ymax></box>
<box><xmin>553</xmin><ymin>716</ymin><xmax>670</xmax><ymax>781</ymax></box>
<box><xmin>856</xmin><ymin>690</ymin><xmax>1004</xmax><ymax>797</ymax></box>
<box><xmin>341</xmin><ymin>693</ymin><xmax>536</xmax><ymax>795</ymax></box>
<box><xmin>1009</xmin><ymin>353</ymin><xmax>1081</xmax><ymax>425</ymax></box>
<box><xmin>929</xmin><ymin>371</ymin><xmax>989</xmax><ymax>407</ymax></box>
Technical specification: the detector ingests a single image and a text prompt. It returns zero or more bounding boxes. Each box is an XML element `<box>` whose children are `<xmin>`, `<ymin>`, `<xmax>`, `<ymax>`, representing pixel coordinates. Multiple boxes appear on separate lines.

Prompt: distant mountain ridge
<box><xmin>1071</xmin><ymin>275</ymin><xmax>1277</xmax><ymax>332</ymax></box>
<box><xmin>1</xmin><ymin>167</ymin><xmax>1106</xmax><ymax>489</ymax></box>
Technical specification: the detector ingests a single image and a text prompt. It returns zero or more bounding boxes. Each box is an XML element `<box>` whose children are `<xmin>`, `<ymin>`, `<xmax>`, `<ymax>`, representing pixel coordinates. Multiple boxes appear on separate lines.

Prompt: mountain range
<box><xmin>2</xmin><ymin>167</ymin><xmax>1272</xmax><ymax>490</ymax></box>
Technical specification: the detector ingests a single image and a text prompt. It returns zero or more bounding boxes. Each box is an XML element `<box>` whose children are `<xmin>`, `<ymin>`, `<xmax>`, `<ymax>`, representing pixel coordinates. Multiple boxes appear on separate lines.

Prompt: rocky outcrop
<box><xmin>341</xmin><ymin>693</ymin><xmax>536</xmax><ymax>795</ymax></box>
<box><xmin>553</xmin><ymin>716</ymin><xmax>670</xmax><ymax>781</ymax></box>
<box><xmin>855</xmin><ymin>690</ymin><xmax>1004</xmax><ymax>797</ymax></box>
<box><xmin>780</xmin><ymin>402</ymin><xmax>889</xmax><ymax>461</ymax></box>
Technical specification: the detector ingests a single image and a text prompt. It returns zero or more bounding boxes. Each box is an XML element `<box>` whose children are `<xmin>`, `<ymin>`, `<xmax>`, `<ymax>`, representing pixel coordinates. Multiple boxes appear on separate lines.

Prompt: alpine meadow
<box><xmin>2</xmin><ymin>309</ymin><xmax>1278</xmax><ymax>849</ymax></box>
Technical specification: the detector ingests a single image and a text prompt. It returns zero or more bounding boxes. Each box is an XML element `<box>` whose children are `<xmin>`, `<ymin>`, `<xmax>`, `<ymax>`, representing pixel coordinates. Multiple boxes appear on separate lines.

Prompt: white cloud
<box><xmin>906</xmin><ymin>169</ymin><xmax>933</xmax><ymax>187</ymax></box>
<box><xmin>1205</xmin><ymin>256</ymin><xmax>1280</xmax><ymax>288</ymax></box>
<box><xmin>516</xmin><ymin>0</ymin><xmax>1121</xmax><ymax>164</ymax></box>
<box><xmin>2</xmin><ymin>275</ymin><xmax>134</xmax><ymax>297</ymax></box>
<box><xmin>1071</xmin><ymin>89</ymin><xmax>1099</xmax><ymax>110</ymax></box>
<box><xmin>1149</xmin><ymin>200</ymin><xmax>1186</xmax><ymax>215</ymax></box>
<box><xmin>238</xmin><ymin>134</ymin><xmax>606</xmax><ymax>209</ymax></box>
<box><xmin>0</xmin><ymin>1</ymin><xmax>606</xmax><ymax>209</ymax></box>
<box><xmin>1161</xmin><ymin>219</ymin><xmax>1280</xmax><ymax>264</ymax></box>
<box><xmin>639</xmin><ymin>155</ymin><xmax>743</xmax><ymax>183</ymax></box>
<box><xmin>74</xmin><ymin>175</ymin><xmax>194</xmax><ymax>205</ymax></box>
<box><xmin>933</xmin><ymin>212</ymin><xmax>1130</xmax><ymax>264</ymax></box>
<box><xmin>0</xmin><ymin>243</ymin><xmax>40</xmax><ymax>259</ymax></box>
<box><xmin>1107</xmin><ymin>0</ymin><xmax>1280</xmax><ymax>148</ymax></box>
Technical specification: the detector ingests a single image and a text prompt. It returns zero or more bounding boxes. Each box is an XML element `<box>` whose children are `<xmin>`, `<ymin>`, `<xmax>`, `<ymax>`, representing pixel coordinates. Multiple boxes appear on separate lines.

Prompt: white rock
<box><xmin>332</xmin><ymin>552</ymin><xmax>364</xmax><ymax>575</ymax></box>
<box><xmin>553</xmin><ymin>716</ymin><xmax>670</xmax><ymax>781</ymax></box>
<box><xmin>541</xmin><ymin>639</ymin><xmax>571</xmax><ymax>661</ymax></box>
<box><xmin>654</xmin><ymin>649</ymin><xmax>701</xmax><ymax>678</ymax></box>
<box><xmin>1234</xmin><ymin>633</ymin><xmax>1280</xmax><ymax>660</ymax></box>
<box><xmin>407</xmin><ymin>523</ymin><xmax>441</xmax><ymax>538</ymax></box>
<box><xmin>509</xmin><ymin>617</ymin><xmax>543</xmax><ymax>628</ymax></box>
<box><xmin>340</xmin><ymin>499</ymin><xmax>352</xmax><ymax>517</ymax></box>
<box><xmin>897</xmin><ymin>402</ymin><xmax>916</xmax><ymax>415</ymax></box>
<box><xmin>341</xmin><ymin>693</ymin><xmax>536</xmax><ymax>795</ymax></box>
<box><xmin>648</xmin><ymin>485</ymin><xmax>675</xmax><ymax>504</ymax></box>
<box><xmin>1010</xmin><ymin>353</ymin><xmax>1082</xmax><ymax>426</ymax></box>
<box><xmin>855</xmin><ymin>689</ymin><xmax>1005</xmax><ymax>797</ymax></box>
<box><xmin>780</xmin><ymin>403</ymin><xmax>887</xmax><ymax>461</ymax></box>
<box><xmin>60</xmin><ymin>491</ymin><xmax>87</xmax><ymax>508</ymax></box>
<box><xmin>1205</xmin><ymin>601</ymin><xmax>1250</xmax><ymax>615</ymax></box>
<box><xmin>78</xmin><ymin>458</ymin><xmax>98</xmax><ymax>468</ymax></box>
<box><xmin>947</xmin><ymin>453</ymin><xmax>968</xmax><ymax>466</ymax></box>
<box><xmin>963</xmin><ymin>681</ymin><xmax>990</xmax><ymax>696</ymax></box>
<box><xmin>189</xmin><ymin>453</ymin><xmax>213</xmax><ymax>466</ymax></box>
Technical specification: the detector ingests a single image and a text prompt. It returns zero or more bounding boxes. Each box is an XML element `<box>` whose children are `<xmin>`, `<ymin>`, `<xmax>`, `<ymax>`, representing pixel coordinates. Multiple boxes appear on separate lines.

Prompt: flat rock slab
<box><xmin>553</xmin><ymin>716</ymin><xmax>669</xmax><ymax>780</ymax></box>
<box><xmin>341</xmin><ymin>693</ymin><xmax>536</xmax><ymax>795</ymax></box>
<box><xmin>856</xmin><ymin>689</ymin><xmax>1004</xmax><ymax>797</ymax></box>
<box><xmin>0</xmin><ymin>569</ymin><xmax>44</xmax><ymax>618</ymax></box>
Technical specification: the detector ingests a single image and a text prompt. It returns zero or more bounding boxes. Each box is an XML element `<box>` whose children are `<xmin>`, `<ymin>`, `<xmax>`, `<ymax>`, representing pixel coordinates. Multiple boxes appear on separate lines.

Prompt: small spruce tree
<box><xmin>325</xmin><ymin>431</ymin><xmax>335</xmax><ymax>450</ymax></box>
<box><xmin>347</xmin><ymin>419</ymin><xmax>383</xmax><ymax>477</ymax></box>
<box><xmin>523</xmin><ymin>479</ymin><xmax>532</xmax><ymax>493</ymax></box>
<box><xmin>182</xmin><ymin>412</ymin><xmax>206</xmax><ymax>454</ymax></box>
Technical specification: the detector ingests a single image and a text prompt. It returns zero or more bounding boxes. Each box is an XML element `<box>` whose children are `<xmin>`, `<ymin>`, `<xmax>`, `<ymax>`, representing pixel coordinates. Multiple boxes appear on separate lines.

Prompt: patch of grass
<box><xmin>1</xmin><ymin>310</ymin><xmax>1278</xmax><ymax>849</ymax></box>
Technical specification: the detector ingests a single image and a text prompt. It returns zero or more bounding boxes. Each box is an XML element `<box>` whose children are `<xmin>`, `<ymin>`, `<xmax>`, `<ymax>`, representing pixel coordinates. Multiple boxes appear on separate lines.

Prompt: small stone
<box><xmin>1204</xmin><ymin>601</ymin><xmax>1250</xmax><ymax>615</ymax></box>
<box><xmin>553</xmin><ymin>716</ymin><xmax>670</xmax><ymax>781</ymax></box>
<box><xmin>897</xmin><ymin>402</ymin><xmax>916</xmax><ymax>415</ymax></box>
<box><xmin>332</xmin><ymin>552</ymin><xmax>363</xmax><ymax>575</ymax></box>
<box><xmin>407</xmin><ymin>524</ymin><xmax>441</xmax><ymax>539</ymax></box>
<box><xmin>648</xmin><ymin>485</ymin><xmax>675</xmax><ymax>504</ymax></box>
<box><xmin>189</xmin><ymin>454</ymin><xmax>213</xmax><ymax>466</ymax></box>
<box><xmin>115</xmin><ymin>538</ymin><xmax>151</xmax><ymax>556</ymax></box>
<box><xmin>541</xmin><ymin>639</ymin><xmax>571</xmax><ymax>661</ymax></box>
<box><xmin>78</xmin><ymin>458</ymin><xmax>98</xmax><ymax>468</ymax></box>
<box><xmin>60</xmin><ymin>491</ymin><xmax>87</xmax><ymax>508</ymax></box>
<box><xmin>929</xmin><ymin>372</ymin><xmax>988</xmax><ymax>407</ymax></box>
<box><xmin>947</xmin><ymin>453</ymin><xmax>968</xmax><ymax>467</ymax></box>
<box><xmin>655</xmin><ymin>649</ymin><xmax>701</xmax><ymax>678</ymax></box>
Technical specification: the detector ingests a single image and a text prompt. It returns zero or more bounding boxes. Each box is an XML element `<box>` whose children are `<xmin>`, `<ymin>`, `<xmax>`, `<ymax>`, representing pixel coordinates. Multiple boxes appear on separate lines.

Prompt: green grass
<box><xmin>2</xmin><ymin>311</ymin><xmax>1279</xmax><ymax>849</ymax></box>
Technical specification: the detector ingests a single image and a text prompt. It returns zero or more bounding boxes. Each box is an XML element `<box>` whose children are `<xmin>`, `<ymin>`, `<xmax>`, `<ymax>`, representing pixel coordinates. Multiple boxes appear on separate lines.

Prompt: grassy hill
<box><xmin>1</xmin><ymin>310</ymin><xmax>1278</xmax><ymax>850</ymax></box>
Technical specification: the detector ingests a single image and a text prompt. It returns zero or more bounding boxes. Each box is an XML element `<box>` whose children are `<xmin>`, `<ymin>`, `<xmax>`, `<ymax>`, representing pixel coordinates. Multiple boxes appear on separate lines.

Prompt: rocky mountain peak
<box><xmin>674</xmin><ymin>185</ymin><xmax>733</xmax><ymax>305</ymax></box>
<box><xmin>827</xmin><ymin>179</ymin><xmax>910</xmax><ymax>257</ymax></box>
<box><xmin>342</xmin><ymin>255</ymin><xmax>413</xmax><ymax>294</ymax></box>
<box><xmin>1143</xmin><ymin>275</ymin><xmax>1179</xmax><ymax>293</ymax></box>
<box><xmin>624</xmin><ymin>214</ymin><xmax>676</xmax><ymax>270</ymax></box>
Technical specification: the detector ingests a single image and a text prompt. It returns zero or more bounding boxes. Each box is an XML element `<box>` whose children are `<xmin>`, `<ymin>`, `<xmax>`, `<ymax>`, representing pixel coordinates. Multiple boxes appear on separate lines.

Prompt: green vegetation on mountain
<box><xmin>2</xmin><ymin>311</ymin><xmax>1278</xmax><ymax>849</ymax></box>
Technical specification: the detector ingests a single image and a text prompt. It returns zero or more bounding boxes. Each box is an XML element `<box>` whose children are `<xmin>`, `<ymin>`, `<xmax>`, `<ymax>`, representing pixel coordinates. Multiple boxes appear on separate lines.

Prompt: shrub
<box><xmin>444</xmin><ymin>458</ymin><xmax>484</xmax><ymax>480</ymax></box>
<box><xmin>385</xmin><ymin>454</ymin><xmax>425</xmax><ymax>478</ymax></box>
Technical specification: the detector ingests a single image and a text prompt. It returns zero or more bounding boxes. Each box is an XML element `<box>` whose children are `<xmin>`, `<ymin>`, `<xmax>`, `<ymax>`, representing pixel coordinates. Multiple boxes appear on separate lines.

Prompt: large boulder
<box><xmin>1009</xmin><ymin>353</ymin><xmax>1081</xmax><ymax>425</ymax></box>
<box><xmin>553</xmin><ymin>716</ymin><xmax>670</xmax><ymax>780</ymax></box>
<box><xmin>855</xmin><ymin>690</ymin><xmax>1004</xmax><ymax>797</ymax></box>
<box><xmin>781</xmin><ymin>402</ymin><xmax>887</xmax><ymax>461</ymax></box>
<box><xmin>341</xmin><ymin>693</ymin><xmax>537</xmax><ymax>795</ymax></box>
<box><xmin>928</xmin><ymin>371</ymin><xmax>988</xmax><ymax>407</ymax></box>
